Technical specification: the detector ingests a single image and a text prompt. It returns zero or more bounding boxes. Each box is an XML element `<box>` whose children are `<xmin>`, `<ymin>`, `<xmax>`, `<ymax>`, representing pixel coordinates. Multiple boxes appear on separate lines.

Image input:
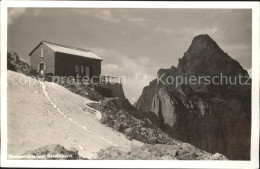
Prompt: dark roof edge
<box><xmin>42</xmin><ymin>41</ymin><xmax>91</xmax><ymax>52</ymax></box>
<box><xmin>29</xmin><ymin>40</ymin><xmax>96</xmax><ymax>57</ymax></box>
<box><xmin>29</xmin><ymin>41</ymin><xmax>103</xmax><ymax>61</ymax></box>
<box><xmin>29</xmin><ymin>41</ymin><xmax>44</xmax><ymax>56</ymax></box>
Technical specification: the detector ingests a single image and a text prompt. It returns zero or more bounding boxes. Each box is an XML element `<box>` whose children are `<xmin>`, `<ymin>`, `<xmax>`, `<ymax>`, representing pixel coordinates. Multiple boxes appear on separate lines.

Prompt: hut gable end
<box><xmin>29</xmin><ymin>42</ymin><xmax>55</xmax><ymax>75</ymax></box>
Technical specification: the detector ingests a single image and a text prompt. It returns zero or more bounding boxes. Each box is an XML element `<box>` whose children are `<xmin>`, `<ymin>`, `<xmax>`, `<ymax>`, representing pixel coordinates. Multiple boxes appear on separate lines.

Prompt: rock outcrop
<box><xmin>135</xmin><ymin>34</ymin><xmax>251</xmax><ymax>160</ymax></box>
<box><xmin>96</xmin><ymin>143</ymin><xmax>228</xmax><ymax>160</ymax></box>
<box><xmin>52</xmin><ymin>76</ymin><xmax>125</xmax><ymax>102</ymax></box>
<box><xmin>94</xmin><ymin>82</ymin><xmax>125</xmax><ymax>98</ymax></box>
<box><xmin>7</xmin><ymin>52</ymin><xmax>38</xmax><ymax>75</ymax></box>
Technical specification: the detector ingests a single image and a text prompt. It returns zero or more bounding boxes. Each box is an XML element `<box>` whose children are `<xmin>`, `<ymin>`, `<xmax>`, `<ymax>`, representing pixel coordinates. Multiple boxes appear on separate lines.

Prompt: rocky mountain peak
<box><xmin>186</xmin><ymin>34</ymin><xmax>224</xmax><ymax>56</ymax></box>
<box><xmin>177</xmin><ymin>34</ymin><xmax>248</xmax><ymax>77</ymax></box>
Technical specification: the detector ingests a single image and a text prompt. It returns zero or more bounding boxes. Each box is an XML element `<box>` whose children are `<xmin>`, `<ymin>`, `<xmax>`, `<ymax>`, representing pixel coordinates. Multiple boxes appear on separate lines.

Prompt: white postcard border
<box><xmin>1</xmin><ymin>1</ymin><xmax>259</xmax><ymax>168</ymax></box>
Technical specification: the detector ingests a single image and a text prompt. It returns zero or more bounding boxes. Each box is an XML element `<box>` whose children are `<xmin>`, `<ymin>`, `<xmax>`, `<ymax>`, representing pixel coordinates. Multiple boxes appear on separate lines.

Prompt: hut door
<box><xmin>39</xmin><ymin>63</ymin><xmax>45</xmax><ymax>74</ymax></box>
<box><xmin>85</xmin><ymin>66</ymin><xmax>90</xmax><ymax>77</ymax></box>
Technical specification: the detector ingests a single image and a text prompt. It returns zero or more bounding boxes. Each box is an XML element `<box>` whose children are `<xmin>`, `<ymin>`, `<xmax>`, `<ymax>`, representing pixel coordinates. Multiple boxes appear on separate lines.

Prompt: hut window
<box><xmin>41</xmin><ymin>49</ymin><xmax>44</xmax><ymax>57</ymax></box>
<box><xmin>85</xmin><ymin>66</ymin><xmax>90</xmax><ymax>77</ymax></box>
<box><xmin>75</xmin><ymin>65</ymin><xmax>79</xmax><ymax>73</ymax></box>
<box><xmin>81</xmin><ymin>66</ymin><xmax>84</xmax><ymax>73</ymax></box>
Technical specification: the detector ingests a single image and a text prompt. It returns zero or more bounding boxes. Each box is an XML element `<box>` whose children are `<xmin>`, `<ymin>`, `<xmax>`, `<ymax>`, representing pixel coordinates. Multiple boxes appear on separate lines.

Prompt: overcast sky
<box><xmin>8</xmin><ymin>8</ymin><xmax>252</xmax><ymax>103</ymax></box>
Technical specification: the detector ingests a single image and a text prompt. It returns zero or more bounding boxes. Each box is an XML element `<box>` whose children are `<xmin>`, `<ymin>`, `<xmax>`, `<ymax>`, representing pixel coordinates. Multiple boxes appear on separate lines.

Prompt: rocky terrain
<box><xmin>135</xmin><ymin>34</ymin><xmax>251</xmax><ymax>160</ymax></box>
<box><xmin>87</xmin><ymin>98</ymin><xmax>178</xmax><ymax>145</ymax></box>
<box><xmin>87</xmin><ymin>97</ymin><xmax>228</xmax><ymax>160</ymax></box>
<box><xmin>97</xmin><ymin>144</ymin><xmax>227</xmax><ymax>160</ymax></box>
<box><xmin>86</xmin><ymin>94</ymin><xmax>228</xmax><ymax>160</ymax></box>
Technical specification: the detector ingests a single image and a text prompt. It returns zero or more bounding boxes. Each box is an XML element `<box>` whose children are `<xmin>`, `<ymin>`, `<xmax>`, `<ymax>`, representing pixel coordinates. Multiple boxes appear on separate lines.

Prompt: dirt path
<box><xmin>40</xmin><ymin>81</ymin><xmax>119</xmax><ymax>147</ymax></box>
